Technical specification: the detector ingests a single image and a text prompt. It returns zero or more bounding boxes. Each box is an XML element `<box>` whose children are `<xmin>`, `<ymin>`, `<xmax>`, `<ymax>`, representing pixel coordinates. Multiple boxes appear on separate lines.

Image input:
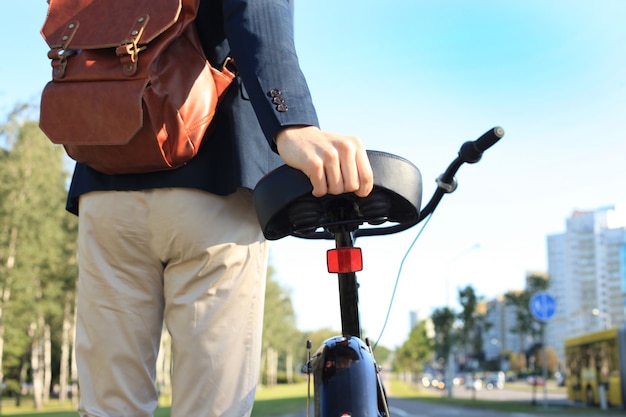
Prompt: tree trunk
<box><xmin>286</xmin><ymin>352</ymin><xmax>293</xmax><ymax>384</ymax></box>
<box><xmin>0</xmin><ymin>226</ymin><xmax>18</xmax><ymax>411</ymax></box>
<box><xmin>266</xmin><ymin>348</ymin><xmax>278</xmax><ymax>387</ymax></box>
<box><xmin>30</xmin><ymin>320</ymin><xmax>44</xmax><ymax>410</ymax></box>
<box><xmin>71</xmin><ymin>292</ymin><xmax>79</xmax><ymax>408</ymax></box>
<box><xmin>0</xmin><ymin>304</ymin><xmax>7</xmax><ymax>413</ymax></box>
<box><xmin>44</xmin><ymin>323</ymin><xmax>52</xmax><ymax>403</ymax></box>
<box><xmin>59</xmin><ymin>292</ymin><xmax>73</xmax><ymax>402</ymax></box>
<box><xmin>17</xmin><ymin>358</ymin><xmax>28</xmax><ymax>407</ymax></box>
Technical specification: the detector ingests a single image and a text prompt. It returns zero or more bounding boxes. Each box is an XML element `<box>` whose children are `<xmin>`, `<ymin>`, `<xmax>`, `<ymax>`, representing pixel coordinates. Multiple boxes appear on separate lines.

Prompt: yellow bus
<box><xmin>564</xmin><ymin>326</ymin><xmax>626</xmax><ymax>408</ymax></box>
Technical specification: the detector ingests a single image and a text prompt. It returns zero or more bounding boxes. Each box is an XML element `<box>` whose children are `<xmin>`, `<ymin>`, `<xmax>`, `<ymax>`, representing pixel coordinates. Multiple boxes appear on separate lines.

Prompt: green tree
<box><xmin>394</xmin><ymin>320</ymin><xmax>433</xmax><ymax>377</ymax></box>
<box><xmin>0</xmin><ymin>106</ymin><xmax>76</xmax><ymax>408</ymax></box>
<box><xmin>371</xmin><ymin>344</ymin><xmax>391</xmax><ymax>367</ymax></box>
<box><xmin>430</xmin><ymin>307</ymin><xmax>455</xmax><ymax>365</ymax></box>
<box><xmin>301</xmin><ymin>328</ymin><xmax>338</xmax><ymax>355</ymax></box>
<box><xmin>457</xmin><ymin>285</ymin><xmax>491</xmax><ymax>369</ymax></box>
<box><xmin>261</xmin><ymin>267</ymin><xmax>301</xmax><ymax>384</ymax></box>
<box><xmin>504</xmin><ymin>273</ymin><xmax>549</xmax><ymax>365</ymax></box>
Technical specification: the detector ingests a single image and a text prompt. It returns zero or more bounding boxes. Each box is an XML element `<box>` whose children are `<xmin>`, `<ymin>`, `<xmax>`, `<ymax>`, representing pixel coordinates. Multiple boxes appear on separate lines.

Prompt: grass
<box><xmin>0</xmin><ymin>383</ymin><xmax>310</xmax><ymax>417</ymax></box>
<box><xmin>388</xmin><ymin>379</ymin><xmax>625</xmax><ymax>415</ymax></box>
<box><xmin>2</xmin><ymin>380</ymin><xmax>624</xmax><ymax>416</ymax></box>
<box><xmin>251</xmin><ymin>383</ymin><xmax>309</xmax><ymax>416</ymax></box>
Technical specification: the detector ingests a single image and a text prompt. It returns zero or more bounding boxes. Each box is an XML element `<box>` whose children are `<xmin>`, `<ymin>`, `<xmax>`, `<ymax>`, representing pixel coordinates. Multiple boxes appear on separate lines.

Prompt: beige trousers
<box><xmin>76</xmin><ymin>188</ymin><xmax>268</xmax><ymax>417</ymax></box>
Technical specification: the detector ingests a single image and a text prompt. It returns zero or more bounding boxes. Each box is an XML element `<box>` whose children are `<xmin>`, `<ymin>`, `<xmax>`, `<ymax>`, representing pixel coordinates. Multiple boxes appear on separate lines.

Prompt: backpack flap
<box><xmin>41</xmin><ymin>0</ymin><xmax>188</xmax><ymax>78</ymax></box>
<box><xmin>41</xmin><ymin>0</ymin><xmax>183</xmax><ymax>49</ymax></box>
<box><xmin>40</xmin><ymin>78</ymin><xmax>147</xmax><ymax>146</ymax></box>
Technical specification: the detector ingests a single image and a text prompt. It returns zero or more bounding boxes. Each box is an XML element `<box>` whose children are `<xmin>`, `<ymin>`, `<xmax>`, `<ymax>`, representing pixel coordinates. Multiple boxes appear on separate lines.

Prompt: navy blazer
<box><xmin>66</xmin><ymin>0</ymin><xmax>319</xmax><ymax>215</ymax></box>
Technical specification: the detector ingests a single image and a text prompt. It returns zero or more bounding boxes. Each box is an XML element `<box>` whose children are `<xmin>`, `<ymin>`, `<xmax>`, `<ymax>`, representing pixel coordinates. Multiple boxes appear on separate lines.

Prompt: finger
<box><xmin>354</xmin><ymin>148</ymin><xmax>374</xmax><ymax>197</ymax></box>
<box><xmin>323</xmin><ymin>151</ymin><xmax>344</xmax><ymax>195</ymax></box>
<box><xmin>307</xmin><ymin>158</ymin><xmax>328</xmax><ymax>197</ymax></box>
<box><xmin>338</xmin><ymin>146</ymin><xmax>360</xmax><ymax>194</ymax></box>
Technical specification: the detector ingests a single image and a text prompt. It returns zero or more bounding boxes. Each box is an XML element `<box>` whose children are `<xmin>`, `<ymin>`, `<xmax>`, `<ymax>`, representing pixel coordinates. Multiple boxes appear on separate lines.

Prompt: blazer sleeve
<box><xmin>220</xmin><ymin>0</ymin><xmax>320</xmax><ymax>149</ymax></box>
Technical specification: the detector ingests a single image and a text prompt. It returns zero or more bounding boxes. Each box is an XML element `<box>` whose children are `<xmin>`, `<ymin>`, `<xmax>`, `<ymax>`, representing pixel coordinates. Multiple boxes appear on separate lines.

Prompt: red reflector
<box><xmin>327</xmin><ymin>248</ymin><xmax>363</xmax><ymax>273</ymax></box>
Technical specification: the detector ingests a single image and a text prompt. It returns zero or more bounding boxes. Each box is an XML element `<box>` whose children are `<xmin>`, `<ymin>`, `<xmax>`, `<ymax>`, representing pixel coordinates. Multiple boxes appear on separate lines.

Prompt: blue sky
<box><xmin>1</xmin><ymin>1</ymin><xmax>625</xmax><ymax>348</ymax></box>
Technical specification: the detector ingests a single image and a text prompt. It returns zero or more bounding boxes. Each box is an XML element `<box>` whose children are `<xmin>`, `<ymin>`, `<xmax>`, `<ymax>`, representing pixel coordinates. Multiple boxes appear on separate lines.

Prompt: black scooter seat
<box><xmin>253</xmin><ymin>151</ymin><xmax>422</xmax><ymax>240</ymax></box>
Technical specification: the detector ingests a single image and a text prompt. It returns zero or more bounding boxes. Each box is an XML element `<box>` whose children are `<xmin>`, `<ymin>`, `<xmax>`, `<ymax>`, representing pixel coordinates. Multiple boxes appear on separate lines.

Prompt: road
<box><xmin>284</xmin><ymin>386</ymin><xmax>614</xmax><ymax>417</ymax></box>
<box><xmin>443</xmin><ymin>384</ymin><xmax>565</xmax><ymax>403</ymax></box>
<box><xmin>388</xmin><ymin>397</ymin><xmax>568</xmax><ymax>417</ymax></box>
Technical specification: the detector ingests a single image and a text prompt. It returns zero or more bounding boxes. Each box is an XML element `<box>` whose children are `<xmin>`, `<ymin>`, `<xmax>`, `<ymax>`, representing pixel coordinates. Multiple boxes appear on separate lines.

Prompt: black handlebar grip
<box><xmin>459</xmin><ymin>126</ymin><xmax>504</xmax><ymax>163</ymax></box>
<box><xmin>474</xmin><ymin>126</ymin><xmax>504</xmax><ymax>152</ymax></box>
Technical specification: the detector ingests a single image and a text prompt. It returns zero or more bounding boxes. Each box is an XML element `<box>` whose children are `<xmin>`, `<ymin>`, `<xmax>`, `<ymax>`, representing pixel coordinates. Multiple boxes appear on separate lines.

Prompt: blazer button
<box><xmin>276</xmin><ymin>103</ymin><xmax>289</xmax><ymax>112</ymax></box>
<box><xmin>272</xmin><ymin>96</ymin><xmax>285</xmax><ymax>104</ymax></box>
<box><xmin>269</xmin><ymin>88</ymin><xmax>282</xmax><ymax>97</ymax></box>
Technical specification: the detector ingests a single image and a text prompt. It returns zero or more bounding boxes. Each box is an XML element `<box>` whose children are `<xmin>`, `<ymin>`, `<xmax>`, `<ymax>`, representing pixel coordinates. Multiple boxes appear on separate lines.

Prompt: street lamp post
<box><xmin>444</xmin><ymin>243</ymin><xmax>480</xmax><ymax>398</ymax></box>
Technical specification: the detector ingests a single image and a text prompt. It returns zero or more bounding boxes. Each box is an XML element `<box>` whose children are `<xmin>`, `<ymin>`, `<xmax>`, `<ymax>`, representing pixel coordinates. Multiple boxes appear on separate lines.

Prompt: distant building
<box><xmin>409</xmin><ymin>309</ymin><xmax>435</xmax><ymax>339</ymax></box>
<box><xmin>546</xmin><ymin>204</ymin><xmax>626</xmax><ymax>363</ymax></box>
<box><xmin>483</xmin><ymin>294</ymin><xmax>522</xmax><ymax>360</ymax></box>
<box><xmin>483</xmin><ymin>273</ymin><xmax>547</xmax><ymax>363</ymax></box>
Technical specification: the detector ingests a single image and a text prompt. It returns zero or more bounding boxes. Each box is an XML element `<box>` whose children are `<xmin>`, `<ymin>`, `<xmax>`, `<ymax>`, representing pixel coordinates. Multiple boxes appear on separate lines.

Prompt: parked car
<box><xmin>484</xmin><ymin>372</ymin><xmax>505</xmax><ymax>390</ymax></box>
<box><xmin>526</xmin><ymin>375</ymin><xmax>545</xmax><ymax>386</ymax></box>
<box><xmin>464</xmin><ymin>373</ymin><xmax>482</xmax><ymax>391</ymax></box>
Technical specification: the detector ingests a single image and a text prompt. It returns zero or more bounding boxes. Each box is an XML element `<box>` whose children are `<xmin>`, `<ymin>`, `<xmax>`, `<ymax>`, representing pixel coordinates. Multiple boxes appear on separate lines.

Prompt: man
<box><xmin>67</xmin><ymin>0</ymin><xmax>373</xmax><ymax>416</ymax></box>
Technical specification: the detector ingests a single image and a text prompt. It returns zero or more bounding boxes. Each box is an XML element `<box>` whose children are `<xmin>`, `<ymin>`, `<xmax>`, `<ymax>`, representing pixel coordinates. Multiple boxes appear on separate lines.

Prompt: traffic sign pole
<box><xmin>528</xmin><ymin>292</ymin><xmax>557</xmax><ymax>409</ymax></box>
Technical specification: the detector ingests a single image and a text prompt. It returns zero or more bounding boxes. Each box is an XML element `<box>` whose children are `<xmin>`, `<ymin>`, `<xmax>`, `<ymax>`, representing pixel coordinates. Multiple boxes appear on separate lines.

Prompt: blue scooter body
<box><xmin>312</xmin><ymin>336</ymin><xmax>381</xmax><ymax>417</ymax></box>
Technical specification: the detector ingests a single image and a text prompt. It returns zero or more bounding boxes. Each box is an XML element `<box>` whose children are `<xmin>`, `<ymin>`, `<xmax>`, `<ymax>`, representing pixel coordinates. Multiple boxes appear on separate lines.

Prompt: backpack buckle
<box><xmin>116</xmin><ymin>39</ymin><xmax>147</xmax><ymax>76</ymax></box>
<box><xmin>49</xmin><ymin>20</ymin><xmax>80</xmax><ymax>79</ymax></box>
<box><xmin>116</xmin><ymin>15</ymin><xmax>150</xmax><ymax>76</ymax></box>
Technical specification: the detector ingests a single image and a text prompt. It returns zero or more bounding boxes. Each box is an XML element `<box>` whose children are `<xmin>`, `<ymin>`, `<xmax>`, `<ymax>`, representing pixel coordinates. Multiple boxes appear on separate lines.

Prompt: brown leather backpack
<box><xmin>39</xmin><ymin>0</ymin><xmax>235</xmax><ymax>174</ymax></box>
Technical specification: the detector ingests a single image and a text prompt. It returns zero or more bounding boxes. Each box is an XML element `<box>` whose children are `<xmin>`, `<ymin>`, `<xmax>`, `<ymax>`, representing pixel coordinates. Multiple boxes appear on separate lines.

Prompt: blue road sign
<box><xmin>529</xmin><ymin>291</ymin><xmax>557</xmax><ymax>322</ymax></box>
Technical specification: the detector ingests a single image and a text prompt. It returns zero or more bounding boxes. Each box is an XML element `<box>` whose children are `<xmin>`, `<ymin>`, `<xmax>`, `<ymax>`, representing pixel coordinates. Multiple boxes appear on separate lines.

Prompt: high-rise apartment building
<box><xmin>546</xmin><ymin>204</ymin><xmax>626</xmax><ymax>363</ymax></box>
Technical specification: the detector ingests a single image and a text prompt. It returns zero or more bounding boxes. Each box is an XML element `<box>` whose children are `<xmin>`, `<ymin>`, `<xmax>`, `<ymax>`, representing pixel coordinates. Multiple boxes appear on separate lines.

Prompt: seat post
<box><xmin>334</xmin><ymin>230</ymin><xmax>361</xmax><ymax>338</ymax></box>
